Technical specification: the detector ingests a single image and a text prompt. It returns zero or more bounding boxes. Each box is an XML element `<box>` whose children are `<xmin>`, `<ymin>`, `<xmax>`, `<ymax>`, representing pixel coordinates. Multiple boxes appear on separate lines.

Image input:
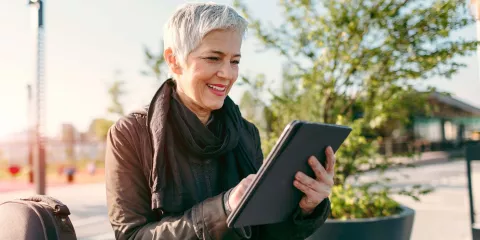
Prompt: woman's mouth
<box><xmin>207</xmin><ymin>83</ymin><xmax>227</xmax><ymax>96</ymax></box>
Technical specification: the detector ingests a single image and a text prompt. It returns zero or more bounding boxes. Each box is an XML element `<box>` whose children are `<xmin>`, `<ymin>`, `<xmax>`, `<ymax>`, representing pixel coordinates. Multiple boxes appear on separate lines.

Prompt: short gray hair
<box><xmin>163</xmin><ymin>2</ymin><xmax>248</xmax><ymax>66</ymax></box>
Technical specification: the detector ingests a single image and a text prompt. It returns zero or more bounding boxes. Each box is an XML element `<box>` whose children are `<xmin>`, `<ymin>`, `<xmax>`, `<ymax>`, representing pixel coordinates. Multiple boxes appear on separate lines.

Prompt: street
<box><xmin>0</xmin><ymin>160</ymin><xmax>479</xmax><ymax>240</ymax></box>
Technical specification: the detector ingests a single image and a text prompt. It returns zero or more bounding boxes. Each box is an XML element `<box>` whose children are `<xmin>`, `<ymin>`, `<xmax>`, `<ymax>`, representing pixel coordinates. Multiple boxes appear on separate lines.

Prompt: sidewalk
<box><xmin>389</xmin><ymin>150</ymin><xmax>459</xmax><ymax>166</ymax></box>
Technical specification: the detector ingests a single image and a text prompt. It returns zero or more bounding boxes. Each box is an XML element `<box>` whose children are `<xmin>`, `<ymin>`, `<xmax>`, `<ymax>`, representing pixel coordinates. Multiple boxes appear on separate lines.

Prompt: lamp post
<box><xmin>27</xmin><ymin>84</ymin><xmax>33</xmax><ymax>184</ymax></box>
<box><xmin>28</xmin><ymin>0</ymin><xmax>46</xmax><ymax>195</ymax></box>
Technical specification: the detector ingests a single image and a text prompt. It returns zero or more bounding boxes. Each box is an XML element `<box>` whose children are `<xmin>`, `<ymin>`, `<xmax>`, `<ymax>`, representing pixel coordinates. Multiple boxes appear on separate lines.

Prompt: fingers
<box><xmin>308</xmin><ymin>156</ymin><xmax>327</xmax><ymax>181</ymax></box>
<box><xmin>295</xmin><ymin>148</ymin><xmax>336</xmax><ymax>213</ymax></box>
<box><xmin>246</xmin><ymin>174</ymin><xmax>256</xmax><ymax>181</ymax></box>
<box><xmin>325</xmin><ymin>146</ymin><xmax>336</xmax><ymax>175</ymax></box>
<box><xmin>295</xmin><ymin>172</ymin><xmax>322</xmax><ymax>191</ymax></box>
<box><xmin>229</xmin><ymin>174</ymin><xmax>257</xmax><ymax>210</ymax></box>
<box><xmin>243</xmin><ymin>174</ymin><xmax>256</xmax><ymax>186</ymax></box>
<box><xmin>239</xmin><ymin>174</ymin><xmax>256</xmax><ymax>191</ymax></box>
<box><xmin>308</xmin><ymin>156</ymin><xmax>334</xmax><ymax>187</ymax></box>
<box><xmin>294</xmin><ymin>180</ymin><xmax>318</xmax><ymax>202</ymax></box>
<box><xmin>294</xmin><ymin>179</ymin><xmax>329</xmax><ymax>208</ymax></box>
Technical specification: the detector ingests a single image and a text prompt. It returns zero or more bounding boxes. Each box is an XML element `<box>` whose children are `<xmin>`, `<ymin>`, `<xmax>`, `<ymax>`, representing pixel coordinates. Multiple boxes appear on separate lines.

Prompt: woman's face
<box><xmin>174</xmin><ymin>29</ymin><xmax>242</xmax><ymax>111</ymax></box>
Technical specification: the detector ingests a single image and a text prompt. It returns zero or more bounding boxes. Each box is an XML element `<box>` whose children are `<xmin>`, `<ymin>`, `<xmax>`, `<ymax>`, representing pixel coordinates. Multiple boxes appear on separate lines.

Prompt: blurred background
<box><xmin>1</xmin><ymin>0</ymin><xmax>480</xmax><ymax>239</ymax></box>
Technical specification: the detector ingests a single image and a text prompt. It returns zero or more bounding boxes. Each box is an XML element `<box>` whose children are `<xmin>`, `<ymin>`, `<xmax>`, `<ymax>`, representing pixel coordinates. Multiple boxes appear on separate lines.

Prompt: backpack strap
<box><xmin>21</xmin><ymin>195</ymin><xmax>77</xmax><ymax>238</ymax></box>
<box><xmin>20</xmin><ymin>195</ymin><xmax>71</xmax><ymax>216</ymax></box>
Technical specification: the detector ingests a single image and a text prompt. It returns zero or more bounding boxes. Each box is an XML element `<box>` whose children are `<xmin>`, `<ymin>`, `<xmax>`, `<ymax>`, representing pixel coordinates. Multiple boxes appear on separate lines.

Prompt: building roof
<box><xmin>430</xmin><ymin>92</ymin><xmax>480</xmax><ymax>115</ymax></box>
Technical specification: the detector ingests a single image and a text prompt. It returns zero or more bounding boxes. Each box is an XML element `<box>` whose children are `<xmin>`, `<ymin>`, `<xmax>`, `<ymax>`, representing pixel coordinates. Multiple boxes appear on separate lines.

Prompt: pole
<box><xmin>466</xmin><ymin>156</ymin><xmax>475</xmax><ymax>225</ymax></box>
<box><xmin>32</xmin><ymin>0</ymin><xmax>46</xmax><ymax>195</ymax></box>
<box><xmin>27</xmin><ymin>85</ymin><xmax>33</xmax><ymax>183</ymax></box>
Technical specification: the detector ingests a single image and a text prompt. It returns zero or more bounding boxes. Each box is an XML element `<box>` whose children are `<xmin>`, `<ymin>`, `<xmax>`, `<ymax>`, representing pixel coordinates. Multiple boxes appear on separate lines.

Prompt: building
<box><xmin>383</xmin><ymin>92</ymin><xmax>480</xmax><ymax>155</ymax></box>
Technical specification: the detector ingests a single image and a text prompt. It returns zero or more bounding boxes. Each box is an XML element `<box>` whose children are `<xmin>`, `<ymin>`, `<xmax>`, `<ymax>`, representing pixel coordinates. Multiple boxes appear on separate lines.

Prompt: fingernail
<box><xmin>309</xmin><ymin>157</ymin><xmax>315</xmax><ymax>165</ymax></box>
<box><xmin>328</xmin><ymin>146</ymin><xmax>333</xmax><ymax>154</ymax></box>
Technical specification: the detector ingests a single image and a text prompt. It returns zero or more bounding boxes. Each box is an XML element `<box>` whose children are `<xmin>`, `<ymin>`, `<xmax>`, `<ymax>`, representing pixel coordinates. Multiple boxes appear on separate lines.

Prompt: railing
<box><xmin>0</xmin><ymin>140</ymin><xmax>105</xmax><ymax>164</ymax></box>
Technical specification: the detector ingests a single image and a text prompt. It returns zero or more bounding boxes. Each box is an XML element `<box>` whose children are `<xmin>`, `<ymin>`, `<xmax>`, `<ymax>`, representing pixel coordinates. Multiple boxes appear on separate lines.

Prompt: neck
<box><xmin>176</xmin><ymin>88</ymin><xmax>211</xmax><ymax>125</ymax></box>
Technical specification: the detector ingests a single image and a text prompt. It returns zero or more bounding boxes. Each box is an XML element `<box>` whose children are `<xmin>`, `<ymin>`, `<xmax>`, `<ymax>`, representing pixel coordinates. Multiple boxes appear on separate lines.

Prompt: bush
<box><xmin>235</xmin><ymin>0</ymin><xmax>474</xmax><ymax>219</ymax></box>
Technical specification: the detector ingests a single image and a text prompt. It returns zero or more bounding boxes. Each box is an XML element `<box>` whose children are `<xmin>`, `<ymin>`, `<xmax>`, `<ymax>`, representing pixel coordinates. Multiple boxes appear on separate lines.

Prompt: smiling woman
<box><xmin>104</xmin><ymin>3</ymin><xmax>332</xmax><ymax>240</ymax></box>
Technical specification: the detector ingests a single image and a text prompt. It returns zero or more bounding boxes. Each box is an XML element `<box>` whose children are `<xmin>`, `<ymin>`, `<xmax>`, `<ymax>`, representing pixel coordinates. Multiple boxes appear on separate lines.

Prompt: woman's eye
<box><xmin>206</xmin><ymin>57</ymin><xmax>220</xmax><ymax>61</ymax></box>
<box><xmin>231</xmin><ymin>60</ymin><xmax>240</xmax><ymax>65</ymax></box>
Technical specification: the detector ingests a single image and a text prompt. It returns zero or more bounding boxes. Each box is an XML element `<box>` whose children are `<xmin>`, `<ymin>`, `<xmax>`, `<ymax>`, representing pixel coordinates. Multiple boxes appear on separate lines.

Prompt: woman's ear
<box><xmin>164</xmin><ymin>48</ymin><xmax>182</xmax><ymax>75</ymax></box>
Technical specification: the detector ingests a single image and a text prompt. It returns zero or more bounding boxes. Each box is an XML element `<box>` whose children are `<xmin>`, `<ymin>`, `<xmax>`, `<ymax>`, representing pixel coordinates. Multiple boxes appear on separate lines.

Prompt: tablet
<box><xmin>226</xmin><ymin>120</ymin><xmax>352</xmax><ymax>228</ymax></box>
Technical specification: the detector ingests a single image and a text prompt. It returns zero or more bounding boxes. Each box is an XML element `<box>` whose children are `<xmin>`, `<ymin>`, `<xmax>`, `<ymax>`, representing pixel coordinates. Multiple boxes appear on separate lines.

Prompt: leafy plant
<box><xmin>141</xmin><ymin>41</ymin><xmax>167</xmax><ymax>82</ymax></box>
<box><xmin>234</xmin><ymin>0</ymin><xmax>475</xmax><ymax>219</ymax></box>
<box><xmin>107</xmin><ymin>70</ymin><xmax>127</xmax><ymax>117</ymax></box>
<box><xmin>87</xmin><ymin>118</ymin><xmax>115</xmax><ymax>141</ymax></box>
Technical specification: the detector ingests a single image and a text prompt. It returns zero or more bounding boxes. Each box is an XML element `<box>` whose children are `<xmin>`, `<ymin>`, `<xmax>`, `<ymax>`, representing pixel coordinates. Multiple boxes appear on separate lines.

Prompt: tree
<box><xmin>86</xmin><ymin>70</ymin><xmax>127</xmax><ymax>141</ymax></box>
<box><xmin>87</xmin><ymin>118</ymin><xmax>115</xmax><ymax>141</ymax></box>
<box><xmin>235</xmin><ymin>0</ymin><xmax>477</xmax><ymax>219</ymax></box>
<box><xmin>61</xmin><ymin>124</ymin><xmax>77</xmax><ymax>162</ymax></box>
<box><xmin>107</xmin><ymin>70</ymin><xmax>126</xmax><ymax>117</ymax></box>
<box><xmin>141</xmin><ymin>41</ymin><xmax>167</xmax><ymax>82</ymax></box>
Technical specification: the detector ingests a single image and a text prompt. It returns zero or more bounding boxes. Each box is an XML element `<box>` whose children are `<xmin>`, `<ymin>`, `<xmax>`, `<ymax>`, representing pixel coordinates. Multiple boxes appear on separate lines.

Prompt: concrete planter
<box><xmin>307</xmin><ymin>205</ymin><xmax>415</xmax><ymax>240</ymax></box>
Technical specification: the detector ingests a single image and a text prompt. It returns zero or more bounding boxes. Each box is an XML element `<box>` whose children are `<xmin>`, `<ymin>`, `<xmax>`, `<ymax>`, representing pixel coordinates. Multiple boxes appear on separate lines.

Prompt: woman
<box><xmin>105</xmin><ymin>3</ymin><xmax>335</xmax><ymax>240</ymax></box>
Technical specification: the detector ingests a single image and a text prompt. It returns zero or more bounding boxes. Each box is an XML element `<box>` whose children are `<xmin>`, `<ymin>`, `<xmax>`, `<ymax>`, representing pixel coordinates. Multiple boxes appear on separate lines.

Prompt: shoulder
<box><xmin>239</xmin><ymin>118</ymin><xmax>263</xmax><ymax>155</ymax></box>
<box><xmin>108</xmin><ymin>106</ymin><xmax>149</xmax><ymax>147</ymax></box>
<box><xmin>240</xmin><ymin>118</ymin><xmax>264</xmax><ymax>168</ymax></box>
<box><xmin>240</xmin><ymin>118</ymin><xmax>260</xmax><ymax>139</ymax></box>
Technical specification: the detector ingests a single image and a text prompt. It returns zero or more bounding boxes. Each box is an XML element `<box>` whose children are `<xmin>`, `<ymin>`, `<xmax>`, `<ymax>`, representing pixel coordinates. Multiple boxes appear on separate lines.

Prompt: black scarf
<box><xmin>147</xmin><ymin>79</ymin><xmax>257</xmax><ymax>213</ymax></box>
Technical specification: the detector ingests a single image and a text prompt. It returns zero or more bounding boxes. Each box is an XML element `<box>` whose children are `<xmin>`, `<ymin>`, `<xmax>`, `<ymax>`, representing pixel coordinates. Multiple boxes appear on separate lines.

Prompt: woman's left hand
<box><xmin>294</xmin><ymin>146</ymin><xmax>336</xmax><ymax>216</ymax></box>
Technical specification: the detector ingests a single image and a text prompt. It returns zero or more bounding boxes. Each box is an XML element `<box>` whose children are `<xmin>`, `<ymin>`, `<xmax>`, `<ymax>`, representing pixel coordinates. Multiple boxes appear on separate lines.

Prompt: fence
<box><xmin>0</xmin><ymin>140</ymin><xmax>105</xmax><ymax>165</ymax></box>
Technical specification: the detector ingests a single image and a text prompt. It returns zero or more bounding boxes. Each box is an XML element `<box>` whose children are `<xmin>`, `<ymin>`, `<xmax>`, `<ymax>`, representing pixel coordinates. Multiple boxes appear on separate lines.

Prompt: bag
<box><xmin>0</xmin><ymin>195</ymin><xmax>77</xmax><ymax>240</ymax></box>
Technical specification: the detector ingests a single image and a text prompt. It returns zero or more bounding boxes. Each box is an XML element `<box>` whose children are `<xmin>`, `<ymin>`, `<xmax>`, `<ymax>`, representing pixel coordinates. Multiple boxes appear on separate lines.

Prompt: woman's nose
<box><xmin>217</xmin><ymin>62</ymin><xmax>235</xmax><ymax>79</ymax></box>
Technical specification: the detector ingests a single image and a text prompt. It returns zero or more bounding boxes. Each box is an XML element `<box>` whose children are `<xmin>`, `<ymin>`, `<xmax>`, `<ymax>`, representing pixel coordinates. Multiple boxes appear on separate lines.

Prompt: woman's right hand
<box><xmin>228</xmin><ymin>174</ymin><xmax>257</xmax><ymax>211</ymax></box>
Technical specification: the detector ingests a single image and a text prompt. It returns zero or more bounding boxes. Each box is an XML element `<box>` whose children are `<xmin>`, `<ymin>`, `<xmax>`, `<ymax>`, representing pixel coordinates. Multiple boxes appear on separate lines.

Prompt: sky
<box><xmin>0</xmin><ymin>0</ymin><xmax>479</xmax><ymax>138</ymax></box>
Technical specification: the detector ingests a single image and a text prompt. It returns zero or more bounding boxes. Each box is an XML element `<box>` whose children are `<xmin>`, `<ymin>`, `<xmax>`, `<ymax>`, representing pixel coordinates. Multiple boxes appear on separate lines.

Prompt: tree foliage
<box><xmin>235</xmin><ymin>0</ymin><xmax>476</xmax><ymax>219</ymax></box>
<box><xmin>141</xmin><ymin>41</ymin><xmax>167</xmax><ymax>82</ymax></box>
<box><xmin>61</xmin><ymin>124</ymin><xmax>77</xmax><ymax>162</ymax></box>
<box><xmin>88</xmin><ymin>70</ymin><xmax>127</xmax><ymax>142</ymax></box>
<box><xmin>88</xmin><ymin>118</ymin><xmax>115</xmax><ymax>141</ymax></box>
<box><xmin>107</xmin><ymin>70</ymin><xmax>126</xmax><ymax>117</ymax></box>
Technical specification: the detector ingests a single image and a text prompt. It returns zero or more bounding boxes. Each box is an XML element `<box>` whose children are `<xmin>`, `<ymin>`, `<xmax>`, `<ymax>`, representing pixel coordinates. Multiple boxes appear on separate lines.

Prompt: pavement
<box><xmin>0</xmin><ymin>183</ymin><xmax>114</xmax><ymax>240</ymax></box>
<box><xmin>0</xmin><ymin>159</ymin><xmax>478</xmax><ymax>240</ymax></box>
<box><xmin>355</xmin><ymin>160</ymin><xmax>480</xmax><ymax>240</ymax></box>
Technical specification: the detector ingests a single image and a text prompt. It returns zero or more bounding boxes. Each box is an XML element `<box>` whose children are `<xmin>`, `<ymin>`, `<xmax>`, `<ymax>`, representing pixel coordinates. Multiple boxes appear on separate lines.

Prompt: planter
<box><xmin>307</xmin><ymin>205</ymin><xmax>415</xmax><ymax>240</ymax></box>
<box><xmin>473</xmin><ymin>225</ymin><xmax>480</xmax><ymax>240</ymax></box>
